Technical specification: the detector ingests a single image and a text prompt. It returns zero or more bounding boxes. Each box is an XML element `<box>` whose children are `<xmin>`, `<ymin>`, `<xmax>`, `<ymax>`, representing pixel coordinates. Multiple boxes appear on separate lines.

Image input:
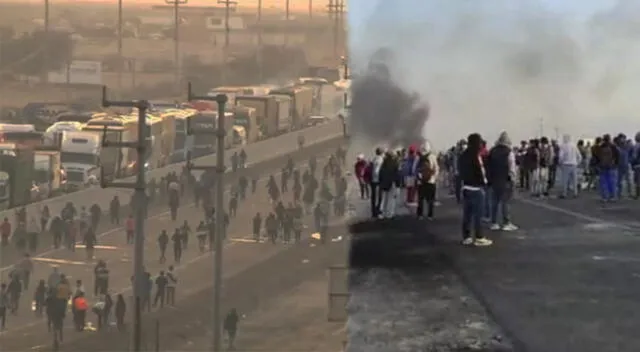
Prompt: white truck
<box><xmin>60</xmin><ymin>131</ymin><xmax>101</xmax><ymax>190</ymax></box>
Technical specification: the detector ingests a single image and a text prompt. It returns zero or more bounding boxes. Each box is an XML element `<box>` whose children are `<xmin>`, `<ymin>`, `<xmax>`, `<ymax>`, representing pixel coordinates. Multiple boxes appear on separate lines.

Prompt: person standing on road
<box><xmin>158</xmin><ymin>230</ymin><xmax>169</xmax><ymax>263</ymax></box>
<box><xmin>252</xmin><ymin>213</ymin><xmax>262</xmax><ymax>243</ymax></box>
<box><xmin>196</xmin><ymin>222</ymin><xmax>207</xmax><ymax>252</ymax></box>
<box><xmin>416</xmin><ymin>143</ymin><xmax>439</xmax><ymax>220</ymax></box>
<box><xmin>180</xmin><ymin>220</ymin><xmax>191</xmax><ymax>250</ymax></box>
<box><xmin>594</xmin><ymin>134</ymin><xmax>620</xmax><ymax>202</ymax></box>
<box><xmin>172</xmin><ymin>229</ymin><xmax>182</xmax><ymax>263</ymax></box>
<box><xmin>166</xmin><ymin>266</ymin><xmax>177</xmax><ymax>306</ymax></box>
<box><xmin>0</xmin><ymin>283</ymin><xmax>8</xmax><ymax>330</ymax></box>
<box><xmin>84</xmin><ymin>227</ymin><xmax>97</xmax><ymax>261</ymax></box>
<box><xmin>18</xmin><ymin>253</ymin><xmax>33</xmax><ymax>290</ymax></box>
<box><xmin>459</xmin><ymin>133</ymin><xmax>493</xmax><ymax>247</ymax></box>
<box><xmin>153</xmin><ymin>271</ymin><xmax>168</xmax><ymax>308</ymax></box>
<box><xmin>110</xmin><ymin>196</ymin><xmax>120</xmax><ymax>224</ymax></box>
<box><xmin>125</xmin><ymin>215</ymin><xmax>135</xmax><ymax>245</ymax></box>
<box><xmin>34</xmin><ymin>280</ymin><xmax>46</xmax><ymax>317</ymax></box>
<box><xmin>487</xmin><ymin>132</ymin><xmax>518</xmax><ymax>231</ymax></box>
<box><xmin>40</xmin><ymin>206</ymin><xmax>50</xmax><ymax>233</ymax></box>
<box><xmin>558</xmin><ymin>134</ymin><xmax>582</xmax><ymax>199</ymax></box>
<box><xmin>94</xmin><ymin>260</ymin><xmax>110</xmax><ymax>296</ymax></box>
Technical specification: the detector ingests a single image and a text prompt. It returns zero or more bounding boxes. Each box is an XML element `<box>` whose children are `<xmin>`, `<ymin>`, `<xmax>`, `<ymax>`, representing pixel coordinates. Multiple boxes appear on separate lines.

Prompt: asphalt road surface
<box><xmin>0</xmin><ymin>137</ymin><xmax>347</xmax><ymax>351</ymax></box>
<box><xmin>348</xmin><ymin>187</ymin><xmax>640</xmax><ymax>352</ymax></box>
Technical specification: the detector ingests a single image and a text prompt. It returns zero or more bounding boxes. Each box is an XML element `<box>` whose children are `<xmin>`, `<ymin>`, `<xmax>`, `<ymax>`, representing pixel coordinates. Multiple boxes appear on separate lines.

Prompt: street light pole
<box><xmin>185</xmin><ymin>83</ymin><xmax>228</xmax><ymax>352</ymax></box>
<box><xmin>100</xmin><ymin>86</ymin><xmax>149</xmax><ymax>352</ymax></box>
<box><xmin>43</xmin><ymin>0</ymin><xmax>50</xmax><ymax>83</ymax></box>
<box><xmin>284</xmin><ymin>0</ymin><xmax>290</xmax><ymax>47</ymax></box>
<box><xmin>165</xmin><ymin>0</ymin><xmax>187</xmax><ymax>91</ymax></box>
<box><xmin>257</xmin><ymin>0</ymin><xmax>263</xmax><ymax>81</ymax></box>
<box><xmin>117</xmin><ymin>0</ymin><xmax>123</xmax><ymax>95</ymax></box>
<box><xmin>217</xmin><ymin>0</ymin><xmax>237</xmax><ymax>84</ymax></box>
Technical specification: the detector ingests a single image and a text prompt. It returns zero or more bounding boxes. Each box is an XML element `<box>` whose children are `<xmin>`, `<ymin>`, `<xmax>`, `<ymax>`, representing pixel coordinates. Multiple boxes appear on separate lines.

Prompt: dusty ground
<box><xmin>181</xmin><ymin>273</ymin><xmax>348</xmax><ymax>352</ymax></box>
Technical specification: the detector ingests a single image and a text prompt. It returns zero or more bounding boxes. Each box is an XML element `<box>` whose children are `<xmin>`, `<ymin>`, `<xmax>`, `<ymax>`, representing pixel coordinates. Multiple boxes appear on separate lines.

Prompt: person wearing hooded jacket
<box><xmin>415</xmin><ymin>142</ymin><xmax>439</xmax><ymax>220</ymax></box>
<box><xmin>458</xmin><ymin>133</ymin><xmax>493</xmax><ymax>247</ymax></box>
<box><xmin>558</xmin><ymin>134</ymin><xmax>582</xmax><ymax>199</ymax></box>
<box><xmin>487</xmin><ymin>132</ymin><xmax>518</xmax><ymax>231</ymax></box>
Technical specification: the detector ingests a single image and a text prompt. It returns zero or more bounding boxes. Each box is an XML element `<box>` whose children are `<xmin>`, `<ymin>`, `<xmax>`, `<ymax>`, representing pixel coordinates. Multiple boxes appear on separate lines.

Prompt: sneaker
<box><xmin>427</xmin><ymin>216</ymin><xmax>434</xmax><ymax>221</ymax></box>
<box><xmin>501</xmin><ymin>223</ymin><xmax>519</xmax><ymax>231</ymax></box>
<box><xmin>474</xmin><ymin>238</ymin><xmax>493</xmax><ymax>246</ymax></box>
<box><xmin>461</xmin><ymin>238</ymin><xmax>474</xmax><ymax>246</ymax></box>
<box><xmin>490</xmin><ymin>223</ymin><xmax>501</xmax><ymax>231</ymax></box>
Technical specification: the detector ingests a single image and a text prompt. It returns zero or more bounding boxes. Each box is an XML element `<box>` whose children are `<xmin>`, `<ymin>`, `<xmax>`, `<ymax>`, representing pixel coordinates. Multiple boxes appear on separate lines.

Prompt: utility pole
<box><xmin>99</xmin><ymin>86</ymin><xmax>149</xmax><ymax>352</ymax></box>
<box><xmin>165</xmin><ymin>0</ymin><xmax>187</xmax><ymax>92</ymax></box>
<box><xmin>257</xmin><ymin>0</ymin><xmax>263</xmax><ymax>82</ymax></box>
<box><xmin>117</xmin><ymin>0</ymin><xmax>123</xmax><ymax>95</ymax></box>
<box><xmin>217</xmin><ymin>0</ymin><xmax>237</xmax><ymax>84</ymax></box>
<box><xmin>327</xmin><ymin>0</ymin><xmax>344</xmax><ymax>59</ymax></box>
<box><xmin>185</xmin><ymin>83</ymin><xmax>228</xmax><ymax>352</ymax></box>
<box><xmin>43</xmin><ymin>0</ymin><xmax>50</xmax><ymax>83</ymax></box>
<box><xmin>284</xmin><ymin>0</ymin><xmax>290</xmax><ymax>47</ymax></box>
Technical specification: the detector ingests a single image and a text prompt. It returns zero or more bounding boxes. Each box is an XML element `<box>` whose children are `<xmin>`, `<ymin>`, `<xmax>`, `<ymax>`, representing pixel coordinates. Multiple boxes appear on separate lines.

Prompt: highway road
<box><xmin>347</xmin><ymin>186</ymin><xmax>640</xmax><ymax>352</ymax></box>
<box><xmin>0</xmin><ymin>137</ymin><xmax>348</xmax><ymax>351</ymax></box>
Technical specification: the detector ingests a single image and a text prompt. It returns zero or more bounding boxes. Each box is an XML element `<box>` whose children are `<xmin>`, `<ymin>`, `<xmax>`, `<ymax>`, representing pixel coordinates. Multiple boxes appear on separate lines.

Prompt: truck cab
<box><xmin>59</xmin><ymin>131</ymin><xmax>102</xmax><ymax>190</ymax></box>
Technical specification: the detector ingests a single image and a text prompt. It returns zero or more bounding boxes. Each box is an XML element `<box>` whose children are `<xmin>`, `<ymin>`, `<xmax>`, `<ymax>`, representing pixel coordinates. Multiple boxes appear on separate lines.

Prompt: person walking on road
<box><xmin>125</xmin><ymin>215</ymin><xmax>135</xmax><ymax>245</ymax></box>
<box><xmin>94</xmin><ymin>260</ymin><xmax>110</xmax><ymax>296</ymax></box>
<box><xmin>224</xmin><ymin>308</ymin><xmax>240</xmax><ymax>350</ymax></box>
<box><xmin>166</xmin><ymin>266</ymin><xmax>177</xmax><ymax>306</ymax></box>
<box><xmin>115</xmin><ymin>294</ymin><xmax>126</xmax><ymax>331</ymax></box>
<box><xmin>153</xmin><ymin>271</ymin><xmax>168</xmax><ymax>308</ymax></box>
<box><xmin>18</xmin><ymin>253</ymin><xmax>33</xmax><ymax>290</ymax></box>
<box><xmin>172</xmin><ymin>229</ymin><xmax>182</xmax><ymax>263</ymax></box>
<box><xmin>0</xmin><ymin>283</ymin><xmax>8</xmax><ymax>330</ymax></box>
<box><xmin>84</xmin><ymin>227</ymin><xmax>97</xmax><ymax>261</ymax></box>
<box><xmin>252</xmin><ymin>213</ymin><xmax>262</xmax><ymax>243</ymax></box>
<box><xmin>7</xmin><ymin>273</ymin><xmax>22</xmax><ymax>315</ymax></box>
<box><xmin>1</xmin><ymin>217</ymin><xmax>10</xmax><ymax>247</ymax></box>
<box><xmin>33</xmin><ymin>279</ymin><xmax>46</xmax><ymax>317</ymax></box>
<box><xmin>158</xmin><ymin>230</ymin><xmax>169</xmax><ymax>263</ymax></box>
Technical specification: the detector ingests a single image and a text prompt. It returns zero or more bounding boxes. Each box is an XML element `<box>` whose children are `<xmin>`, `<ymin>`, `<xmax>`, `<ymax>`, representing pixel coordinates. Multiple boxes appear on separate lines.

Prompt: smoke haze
<box><xmin>348</xmin><ymin>0</ymin><xmax>640</xmax><ymax>150</ymax></box>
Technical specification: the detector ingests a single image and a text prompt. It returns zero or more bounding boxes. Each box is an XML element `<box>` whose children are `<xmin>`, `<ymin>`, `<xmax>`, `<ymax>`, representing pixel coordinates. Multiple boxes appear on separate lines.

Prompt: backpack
<box><xmin>419</xmin><ymin>155</ymin><xmax>435</xmax><ymax>182</ymax></box>
<box><xmin>599</xmin><ymin>145</ymin><xmax>614</xmax><ymax>168</ymax></box>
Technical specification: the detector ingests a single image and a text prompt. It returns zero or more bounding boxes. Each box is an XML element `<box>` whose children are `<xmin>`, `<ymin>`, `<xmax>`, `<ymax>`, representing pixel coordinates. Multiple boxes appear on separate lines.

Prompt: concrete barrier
<box><xmin>0</xmin><ymin>119</ymin><xmax>344</xmax><ymax>228</ymax></box>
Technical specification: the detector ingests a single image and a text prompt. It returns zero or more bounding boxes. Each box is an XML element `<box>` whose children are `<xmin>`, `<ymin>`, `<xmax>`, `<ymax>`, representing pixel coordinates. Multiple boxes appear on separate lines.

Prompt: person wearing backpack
<box><xmin>416</xmin><ymin>142</ymin><xmax>439</xmax><ymax>220</ymax></box>
<box><xmin>593</xmin><ymin>134</ymin><xmax>620</xmax><ymax>202</ymax></box>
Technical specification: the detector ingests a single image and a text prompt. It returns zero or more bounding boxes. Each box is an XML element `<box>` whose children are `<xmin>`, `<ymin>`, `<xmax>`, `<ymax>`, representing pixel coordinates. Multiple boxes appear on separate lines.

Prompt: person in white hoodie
<box><xmin>558</xmin><ymin>134</ymin><xmax>582</xmax><ymax>198</ymax></box>
<box><xmin>416</xmin><ymin>141</ymin><xmax>439</xmax><ymax>220</ymax></box>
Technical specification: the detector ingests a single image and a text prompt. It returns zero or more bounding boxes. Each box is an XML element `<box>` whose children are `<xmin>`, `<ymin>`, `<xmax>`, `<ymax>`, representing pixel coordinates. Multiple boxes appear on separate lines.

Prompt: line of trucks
<box><xmin>0</xmin><ymin>78</ymin><xmax>342</xmax><ymax>210</ymax></box>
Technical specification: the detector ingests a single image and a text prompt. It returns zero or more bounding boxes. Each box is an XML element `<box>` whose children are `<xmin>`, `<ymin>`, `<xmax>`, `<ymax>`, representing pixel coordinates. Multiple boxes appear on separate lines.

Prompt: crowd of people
<box><xmin>353</xmin><ymin>131</ymin><xmax>640</xmax><ymax>248</ymax></box>
<box><xmin>0</xmin><ymin>143</ymin><xmax>348</xmax><ymax>347</ymax></box>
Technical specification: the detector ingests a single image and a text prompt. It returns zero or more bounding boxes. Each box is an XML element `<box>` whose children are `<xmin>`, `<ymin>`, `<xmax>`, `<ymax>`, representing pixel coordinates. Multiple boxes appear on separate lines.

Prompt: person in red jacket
<box><xmin>354</xmin><ymin>154</ymin><xmax>370</xmax><ymax>199</ymax></box>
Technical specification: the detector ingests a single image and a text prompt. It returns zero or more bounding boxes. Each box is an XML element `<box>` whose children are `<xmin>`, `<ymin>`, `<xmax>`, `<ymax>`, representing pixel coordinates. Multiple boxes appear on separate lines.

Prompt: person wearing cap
<box><xmin>458</xmin><ymin>133</ymin><xmax>493</xmax><ymax>247</ymax></box>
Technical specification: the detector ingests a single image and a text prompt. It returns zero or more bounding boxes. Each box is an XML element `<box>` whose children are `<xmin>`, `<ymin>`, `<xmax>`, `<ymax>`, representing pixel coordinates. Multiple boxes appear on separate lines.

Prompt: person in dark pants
<box><xmin>458</xmin><ymin>133</ymin><xmax>493</xmax><ymax>247</ymax></box>
<box><xmin>224</xmin><ymin>308</ymin><xmax>240</xmax><ymax>350</ymax></box>
<box><xmin>171</xmin><ymin>229</ymin><xmax>182</xmax><ymax>263</ymax></box>
<box><xmin>0</xmin><ymin>283</ymin><xmax>8</xmax><ymax>330</ymax></box>
<box><xmin>487</xmin><ymin>132</ymin><xmax>519</xmax><ymax>232</ymax></box>
<box><xmin>368</xmin><ymin>148</ymin><xmax>384</xmax><ymax>218</ymax></box>
<box><xmin>153</xmin><ymin>271</ymin><xmax>168</xmax><ymax>308</ymax></box>
<box><xmin>416</xmin><ymin>143</ymin><xmax>439</xmax><ymax>220</ymax></box>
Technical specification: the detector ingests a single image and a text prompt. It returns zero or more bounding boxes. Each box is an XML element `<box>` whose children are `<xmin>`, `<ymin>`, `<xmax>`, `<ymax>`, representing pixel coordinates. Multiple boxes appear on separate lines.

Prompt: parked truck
<box><xmin>0</xmin><ymin>143</ymin><xmax>35</xmax><ymax>210</ymax></box>
<box><xmin>268</xmin><ymin>86</ymin><xmax>314</xmax><ymax>130</ymax></box>
<box><xmin>232</xmin><ymin>106</ymin><xmax>259</xmax><ymax>143</ymax></box>
<box><xmin>273</xmin><ymin>95</ymin><xmax>292</xmax><ymax>133</ymax></box>
<box><xmin>33</xmin><ymin>148</ymin><xmax>64</xmax><ymax>200</ymax></box>
<box><xmin>235</xmin><ymin>95</ymin><xmax>279</xmax><ymax>138</ymax></box>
